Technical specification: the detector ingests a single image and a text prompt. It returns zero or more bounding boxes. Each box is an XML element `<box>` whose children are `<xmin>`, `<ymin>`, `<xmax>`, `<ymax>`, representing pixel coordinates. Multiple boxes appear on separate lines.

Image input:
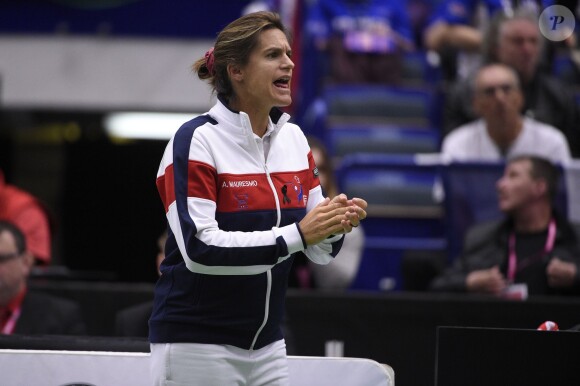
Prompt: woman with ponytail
<box><xmin>150</xmin><ymin>11</ymin><xmax>367</xmax><ymax>385</ymax></box>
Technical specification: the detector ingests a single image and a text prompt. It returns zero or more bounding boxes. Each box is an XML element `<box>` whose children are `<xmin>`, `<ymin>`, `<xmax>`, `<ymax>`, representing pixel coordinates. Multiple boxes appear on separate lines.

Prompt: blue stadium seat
<box><xmin>322</xmin><ymin>84</ymin><xmax>440</xmax><ymax>130</ymax></box>
<box><xmin>328</xmin><ymin>124</ymin><xmax>440</xmax><ymax>157</ymax></box>
<box><xmin>401</xmin><ymin>50</ymin><xmax>442</xmax><ymax>86</ymax></box>
<box><xmin>440</xmin><ymin>162</ymin><xmax>505</xmax><ymax>263</ymax></box>
<box><xmin>337</xmin><ymin>153</ymin><xmax>446</xmax><ymax>291</ymax></box>
<box><xmin>301</xmin><ymin>83</ymin><xmax>443</xmax><ymax>146</ymax></box>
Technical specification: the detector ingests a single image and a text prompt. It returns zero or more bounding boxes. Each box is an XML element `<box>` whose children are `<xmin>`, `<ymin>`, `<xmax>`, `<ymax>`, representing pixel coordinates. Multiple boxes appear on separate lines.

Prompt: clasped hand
<box><xmin>299</xmin><ymin>194</ymin><xmax>367</xmax><ymax>246</ymax></box>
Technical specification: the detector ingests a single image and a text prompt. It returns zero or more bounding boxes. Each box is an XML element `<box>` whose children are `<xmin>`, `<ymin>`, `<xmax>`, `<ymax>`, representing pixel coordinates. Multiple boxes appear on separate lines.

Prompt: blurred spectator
<box><xmin>424</xmin><ymin>0</ymin><xmax>553</xmax><ymax>80</ymax></box>
<box><xmin>406</xmin><ymin>0</ymin><xmax>440</xmax><ymax>49</ymax></box>
<box><xmin>425</xmin><ymin>0</ymin><xmax>553</xmax><ymax>52</ymax></box>
<box><xmin>430</xmin><ymin>155</ymin><xmax>580</xmax><ymax>297</ymax></box>
<box><xmin>305</xmin><ymin>0</ymin><xmax>414</xmax><ymax>85</ymax></box>
<box><xmin>441</xmin><ymin>63</ymin><xmax>572</xmax><ymax>164</ymax></box>
<box><xmin>114</xmin><ymin>230</ymin><xmax>166</xmax><ymax>338</ymax></box>
<box><xmin>306</xmin><ymin>136</ymin><xmax>364</xmax><ymax>290</ymax></box>
<box><xmin>0</xmin><ymin>169</ymin><xmax>52</xmax><ymax>265</ymax></box>
<box><xmin>443</xmin><ymin>9</ymin><xmax>580</xmax><ymax>156</ymax></box>
<box><xmin>0</xmin><ymin>221</ymin><xmax>85</xmax><ymax>335</ymax></box>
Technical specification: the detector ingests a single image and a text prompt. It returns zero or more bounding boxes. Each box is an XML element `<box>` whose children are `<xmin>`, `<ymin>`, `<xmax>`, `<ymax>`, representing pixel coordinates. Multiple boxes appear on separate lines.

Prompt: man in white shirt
<box><xmin>441</xmin><ymin>63</ymin><xmax>572</xmax><ymax>164</ymax></box>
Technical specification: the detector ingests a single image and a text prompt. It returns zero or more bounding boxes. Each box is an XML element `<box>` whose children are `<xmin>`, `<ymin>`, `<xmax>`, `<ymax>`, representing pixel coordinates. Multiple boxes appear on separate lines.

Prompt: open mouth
<box><xmin>273</xmin><ymin>77</ymin><xmax>291</xmax><ymax>89</ymax></box>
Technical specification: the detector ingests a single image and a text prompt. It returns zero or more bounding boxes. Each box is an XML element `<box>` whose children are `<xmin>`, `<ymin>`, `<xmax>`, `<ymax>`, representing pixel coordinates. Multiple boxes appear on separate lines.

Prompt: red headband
<box><xmin>205</xmin><ymin>47</ymin><xmax>215</xmax><ymax>75</ymax></box>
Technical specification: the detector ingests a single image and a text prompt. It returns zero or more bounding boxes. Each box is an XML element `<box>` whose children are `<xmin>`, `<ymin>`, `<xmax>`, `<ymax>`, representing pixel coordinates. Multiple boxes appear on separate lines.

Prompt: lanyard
<box><xmin>507</xmin><ymin>219</ymin><xmax>556</xmax><ymax>282</ymax></box>
<box><xmin>1</xmin><ymin>307</ymin><xmax>21</xmax><ymax>335</ymax></box>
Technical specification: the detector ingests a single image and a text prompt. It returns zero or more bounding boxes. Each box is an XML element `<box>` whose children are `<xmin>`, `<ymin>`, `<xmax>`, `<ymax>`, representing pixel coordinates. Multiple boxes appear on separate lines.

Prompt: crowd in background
<box><xmin>242</xmin><ymin>0</ymin><xmax>580</xmax><ymax>294</ymax></box>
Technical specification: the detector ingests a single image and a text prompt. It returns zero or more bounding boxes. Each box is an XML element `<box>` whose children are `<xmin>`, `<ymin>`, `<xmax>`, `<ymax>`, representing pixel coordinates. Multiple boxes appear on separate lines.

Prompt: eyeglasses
<box><xmin>0</xmin><ymin>252</ymin><xmax>21</xmax><ymax>263</ymax></box>
<box><xmin>505</xmin><ymin>36</ymin><xmax>539</xmax><ymax>47</ymax></box>
<box><xmin>477</xmin><ymin>83</ymin><xmax>517</xmax><ymax>97</ymax></box>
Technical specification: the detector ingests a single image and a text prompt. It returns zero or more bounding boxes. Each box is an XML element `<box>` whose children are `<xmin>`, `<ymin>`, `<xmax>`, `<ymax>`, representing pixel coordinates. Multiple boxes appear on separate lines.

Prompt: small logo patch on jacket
<box><xmin>281</xmin><ymin>176</ymin><xmax>305</xmax><ymax>205</ymax></box>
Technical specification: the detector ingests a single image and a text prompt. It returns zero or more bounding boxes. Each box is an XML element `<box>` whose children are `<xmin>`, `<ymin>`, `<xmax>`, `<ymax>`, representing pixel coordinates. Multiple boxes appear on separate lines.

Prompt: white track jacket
<box><xmin>150</xmin><ymin>97</ymin><xmax>344</xmax><ymax>350</ymax></box>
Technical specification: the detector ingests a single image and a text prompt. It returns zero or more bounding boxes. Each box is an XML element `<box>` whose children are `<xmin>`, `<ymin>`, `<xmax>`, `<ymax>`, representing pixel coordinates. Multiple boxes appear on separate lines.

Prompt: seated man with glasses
<box><xmin>441</xmin><ymin>8</ymin><xmax>580</xmax><ymax>157</ymax></box>
<box><xmin>0</xmin><ymin>221</ymin><xmax>85</xmax><ymax>335</ymax></box>
<box><xmin>440</xmin><ymin>63</ymin><xmax>572</xmax><ymax>164</ymax></box>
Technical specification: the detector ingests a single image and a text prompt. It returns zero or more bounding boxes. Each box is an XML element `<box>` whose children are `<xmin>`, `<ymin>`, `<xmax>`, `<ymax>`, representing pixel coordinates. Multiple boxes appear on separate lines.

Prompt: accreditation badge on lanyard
<box><xmin>1</xmin><ymin>307</ymin><xmax>21</xmax><ymax>335</ymax></box>
<box><xmin>502</xmin><ymin>219</ymin><xmax>557</xmax><ymax>300</ymax></box>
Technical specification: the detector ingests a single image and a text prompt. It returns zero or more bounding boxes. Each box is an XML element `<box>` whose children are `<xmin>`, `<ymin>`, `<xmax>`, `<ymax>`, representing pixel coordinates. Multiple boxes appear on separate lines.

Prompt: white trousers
<box><xmin>150</xmin><ymin>339</ymin><xmax>290</xmax><ymax>386</ymax></box>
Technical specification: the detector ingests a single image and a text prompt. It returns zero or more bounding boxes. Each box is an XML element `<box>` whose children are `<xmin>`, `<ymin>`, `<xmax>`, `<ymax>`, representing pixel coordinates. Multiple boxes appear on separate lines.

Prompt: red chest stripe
<box><xmin>188</xmin><ymin>160</ymin><xmax>217</xmax><ymax>202</ymax></box>
<box><xmin>217</xmin><ymin>174</ymin><xmax>274</xmax><ymax>212</ymax></box>
<box><xmin>157</xmin><ymin>160</ymin><xmax>218</xmax><ymax>213</ymax></box>
<box><xmin>162</xmin><ymin>162</ymin><xmax>314</xmax><ymax>213</ymax></box>
<box><xmin>216</xmin><ymin>169</ymin><xmax>311</xmax><ymax>213</ymax></box>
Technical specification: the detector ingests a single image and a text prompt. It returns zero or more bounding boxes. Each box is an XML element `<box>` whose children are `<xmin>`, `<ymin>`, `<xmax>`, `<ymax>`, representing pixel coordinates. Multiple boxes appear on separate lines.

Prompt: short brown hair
<box><xmin>508</xmin><ymin>155</ymin><xmax>559</xmax><ymax>201</ymax></box>
<box><xmin>192</xmin><ymin>11</ymin><xmax>290</xmax><ymax>100</ymax></box>
<box><xmin>482</xmin><ymin>7</ymin><xmax>543</xmax><ymax>64</ymax></box>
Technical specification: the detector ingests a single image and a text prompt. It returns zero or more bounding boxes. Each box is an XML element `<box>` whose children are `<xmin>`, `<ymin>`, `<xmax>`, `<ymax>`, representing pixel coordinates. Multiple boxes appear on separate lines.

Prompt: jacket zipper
<box><xmin>249</xmin><ymin>164</ymin><xmax>280</xmax><ymax>350</ymax></box>
<box><xmin>250</xmin><ymin>269</ymin><xmax>272</xmax><ymax>350</ymax></box>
